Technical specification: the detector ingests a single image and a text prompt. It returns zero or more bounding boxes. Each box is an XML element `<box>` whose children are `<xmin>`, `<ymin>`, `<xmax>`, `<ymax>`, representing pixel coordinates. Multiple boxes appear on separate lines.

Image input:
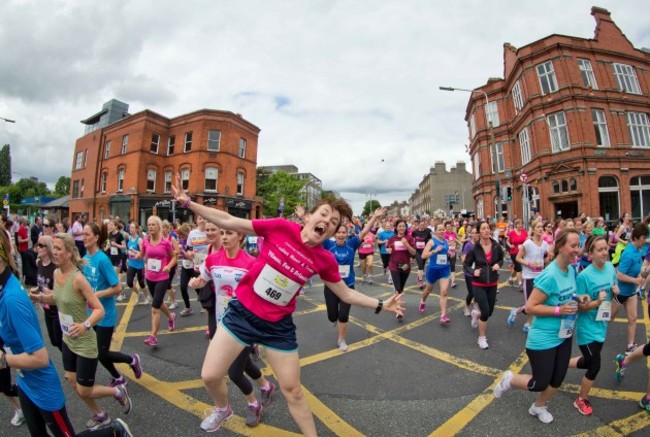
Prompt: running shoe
<box><xmin>478</xmin><ymin>336</ymin><xmax>489</xmax><ymax>349</ymax></box>
<box><xmin>508</xmin><ymin>277</ymin><xmax>514</xmax><ymax>286</ymax></box>
<box><xmin>144</xmin><ymin>335</ymin><xmax>158</xmax><ymax>346</ymax></box>
<box><xmin>168</xmin><ymin>312</ymin><xmax>177</xmax><ymax>332</ymax></box>
<box><xmin>116</xmin><ymin>293</ymin><xmax>126</xmax><ymax>302</ymax></box>
<box><xmin>626</xmin><ymin>343</ymin><xmax>638</xmax><ymax>354</ymax></box>
<box><xmin>113</xmin><ymin>418</ymin><xmax>134</xmax><ymax>437</ymax></box>
<box><xmin>440</xmin><ymin>314</ymin><xmax>451</xmax><ymax>325</ymax></box>
<box><xmin>417</xmin><ymin>279</ymin><xmax>424</xmax><ymax>289</ymax></box>
<box><xmin>130</xmin><ymin>354</ymin><xmax>142</xmax><ymax>379</ymax></box>
<box><xmin>522</xmin><ymin>323</ymin><xmax>531</xmax><ymax>334</ymax></box>
<box><xmin>471</xmin><ymin>310</ymin><xmax>480</xmax><ymax>329</ymax></box>
<box><xmin>396</xmin><ymin>313</ymin><xmax>403</xmax><ymax>322</ymax></box>
<box><xmin>114</xmin><ymin>384</ymin><xmax>132</xmax><ymax>414</ymax></box>
<box><xmin>507</xmin><ymin>308</ymin><xmax>517</xmax><ymax>327</ymax></box>
<box><xmin>260</xmin><ymin>382</ymin><xmax>276</xmax><ymax>406</ymax></box>
<box><xmin>338</xmin><ymin>339</ymin><xmax>349</xmax><ymax>352</ymax></box>
<box><xmin>10</xmin><ymin>410</ymin><xmax>24</xmax><ymax>427</ymax></box>
<box><xmin>451</xmin><ymin>280</ymin><xmax>457</xmax><ymax>288</ymax></box>
<box><xmin>245</xmin><ymin>403</ymin><xmax>262</xmax><ymax>427</ymax></box>
<box><xmin>168</xmin><ymin>302</ymin><xmax>178</xmax><ymax>310</ymax></box>
<box><xmin>109</xmin><ymin>375</ymin><xmax>126</xmax><ymax>388</ymax></box>
<box><xmin>86</xmin><ymin>411</ymin><xmax>111</xmax><ymax>430</ymax></box>
<box><xmin>574</xmin><ymin>397</ymin><xmax>593</xmax><ymax>416</ymax></box>
<box><xmin>463</xmin><ymin>306</ymin><xmax>471</xmax><ymax>317</ymax></box>
<box><xmin>528</xmin><ymin>403</ymin><xmax>553</xmax><ymax>424</ymax></box>
<box><xmin>493</xmin><ymin>370</ymin><xmax>513</xmax><ymax>398</ymax></box>
<box><xmin>180</xmin><ymin>307</ymin><xmax>193</xmax><ymax>317</ymax></box>
<box><xmin>200</xmin><ymin>405</ymin><xmax>233</xmax><ymax>432</ymax></box>
<box><xmin>614</xmin><ymin>353</ymin><xmax>627</xmax><ymax>382</ymax></box>
<box><xmin>640</xmin><ymin>395</ymin><xmax>650</xmax><ymax>413</ymax></box>
<box><xmin>388</xmin><ymin>274</ymin><xmax>393</xmax><ymax>285</ymax></box>
<box><xmin>419</xmin><ymin>302</ymin><xmax>426</xmax><ymax>314</ymax></box>
<box><xmin>367</xmin><ymin>276</ymin><xmax>373</xmax><ymax>284</ymax></box>
<box><xmin>636</xmin><ymin>287</ymin><xmax>647</xmax><ymax>299</ymax></box>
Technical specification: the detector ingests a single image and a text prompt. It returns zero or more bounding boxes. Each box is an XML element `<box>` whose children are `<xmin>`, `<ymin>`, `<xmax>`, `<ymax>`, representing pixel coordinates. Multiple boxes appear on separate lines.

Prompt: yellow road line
<box><xmin>571</xmin><ymin>411</ymin><xmax>650</xmax><ymax>436</ymax></box>
<box><xmin>430</xmin><ymin>350</ymin><xmax>530</xmax><ymax>436</ymax></box>
<box><xmin>303</xmin><ymin>385</ymin><xmax>365</xmax><ymax>437</ymax></box>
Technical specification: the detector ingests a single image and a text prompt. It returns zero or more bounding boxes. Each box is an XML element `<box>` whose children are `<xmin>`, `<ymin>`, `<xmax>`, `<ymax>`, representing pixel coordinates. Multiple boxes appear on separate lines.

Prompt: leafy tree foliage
<box><xmin>362</xmin><ymin>199</ymin><xmax>381</xmax><ymax>217</ymax></box>
<box><xmin>0</xmin><ymin>144</ymin><xmax>11</xmax><ymax>186</ymax></box>
<box><xmin>54</xmin><ymin>176</ymin><xmax>71</xmax><ymax>197</ymax></box>
<box><xmin>256</xmin><ymin>171</ymin><xmax>305</xmax><ymax>218</ymax></box>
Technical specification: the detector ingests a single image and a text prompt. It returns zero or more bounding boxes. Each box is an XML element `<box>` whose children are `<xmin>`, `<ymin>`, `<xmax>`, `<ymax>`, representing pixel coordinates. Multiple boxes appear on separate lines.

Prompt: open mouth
<box><xmin>314</xmin><ymin>225</ymin><xmax>326</xmax><ymax>237</ymax></box>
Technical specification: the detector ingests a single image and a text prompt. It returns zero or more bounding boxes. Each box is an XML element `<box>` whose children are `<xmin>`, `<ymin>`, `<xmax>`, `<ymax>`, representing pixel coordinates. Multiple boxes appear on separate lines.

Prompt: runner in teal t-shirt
<box><xmin>566</xmin><ymin>236</ymin><xmax>618</xmax><ymax>415</ymax></box>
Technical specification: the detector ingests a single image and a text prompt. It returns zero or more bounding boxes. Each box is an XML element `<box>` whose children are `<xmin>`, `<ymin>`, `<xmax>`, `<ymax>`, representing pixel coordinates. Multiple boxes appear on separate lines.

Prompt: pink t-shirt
<box><xmin>444</xmin><ymin>231</ymin><xmax>458</xmax><ymax>256</ymax></box>
<box><xmin>507</xmin><ymin>229</ymin><xmax>528</xmax><ymax>255</ymax></box>
<box><xmin>237</xmin><ymin>218</ymin><xmax>341</xmax><ymax>322</ymax></box>
<box><xmin>200</xmin><ymin>249</ymin><xmax>256</xmax><ymax>322</ymax></box>
<box><xmin>142</xmin><ymin>237</ymin><xmax>173</xmax><ymax>282</ymax></box>
<box><xmin>358</xmin><ymin>233</ymin><xmax>375</xmax><ymax>255</ymax></box>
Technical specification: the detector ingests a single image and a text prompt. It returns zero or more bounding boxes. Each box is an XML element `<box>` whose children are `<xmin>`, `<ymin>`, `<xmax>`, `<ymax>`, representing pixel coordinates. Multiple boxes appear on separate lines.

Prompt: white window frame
<box><xmin>486</xmin><ymin>101</ymin><xmax>500</xmax><ymax>128</ymax></box>
<box><xmin>613</xmin><ymin>63</ymin><xmax>641</xmax><ymax>95</ymax></box>
<box><xmin>236</xmin><ymin>172</ymin><xmax>244</xmax><ymax>195</ymax></box>
<box><xmin>239</xmin><ymin>138</ymin><xmax>247</xmax><ymax>158</ymax></box>
<box><xmin>181</xmin><ymin>168</ymin><xmax>190</xmax><ymax>190</ymax></box>
<box><xmin>469</xmin><ymin>113</ymin><xmax>476</xmax><ymax>138</ymax></box>
<box><xmin>591</xmin><ymin>109</ymin><xmax>610</xmax><ymax>147</ymax></box>
<box><xmin>150</xmin><ymin>133</ymin><xmax>160</xmax><ymax>154</ymax></box>
<box><xmin>117</xmin><ymin>168</ymin><xmax>125</xmax><ymax>192</ymax></box>
<box><xmin>164</xmin><ymin>171</ymin><xmax>172</xmax><ymax>193</ymax></box>
<box><xmin>146</xmin><ymin>169</ymin><xmax>156</xmax><ymax>192</ymax></box>
<box><xmin>519</xmin><ymin>127</ymin><xmax>532</xmax><ymax>165</ymax></box>
<box><xmin>512</xmin><ymin>80</ymin><xmax>524</xmax><ymax>114</ymax></box>
<box><xmin>537</xmin><ymin>61</ymin><xmax>558</xmax><ymax>95</ymax></box>
<box><xmin>547</xmin><ymin>112</ymin><xmax>570</xmax><ymax>152</ymax></box>
<box><xmin>167</xmin><ymin>136</ymin><xmax>175</xmax><ymax>155</ymax></box>
<box><xmin>472</xmin><ymin>153</ymin><xmax>480</xmax><ymax>180</ymax></box>
<box><xmin>184</xmin><ymin>132</ymin><xmax>192</xmax><ymax>153</ymax></box>
<box><xmin>490</xmin><ymin>142</ymin><xmax>505</xmax><ymax>173</ymax></box>
<box><xmin>204</xmin><ymin>167</ymin><xmax>218</xmax><ymax>192</ymax></box>
<box><xmin>627</xmin><ymin>112</ymin><xmax>650</xmax><ymax>148</ymax></box>
<box><xmin>104</xmin><ymin>141</ymin><xmax>111</xmax><ymax>159</ymax></box>
<box><xmin>207</xmin><ymin>130</ymin><xmax>221</xmax><ymax>152</ymax></box>
<box><xmin>75</xmin><ymin>151</ymin><xmax>84</xmax><ymax>170</ymax></box>
<box><xmin>100</xmin><ymin>172</ymin><xmax>107</xmax><ymax>193</ymax></box>
<box><xmin>577</xmin><ymin>59</ymin><xmax>598</xmax><ymax>90</ymax></box>
<box><xmin>121</xmin><ymin>135</ymin><xmax>128</xmax><ymax>154</ymax></box>
<box><xmin>72</xmin><ymin>180</ymin><xmax>80</xmax><ymax>198</ymax></box>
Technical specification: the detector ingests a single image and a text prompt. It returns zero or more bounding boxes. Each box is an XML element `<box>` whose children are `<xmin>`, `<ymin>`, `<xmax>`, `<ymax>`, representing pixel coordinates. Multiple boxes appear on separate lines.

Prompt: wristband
<box><xmin>375</xmin><ymin>299</ymin><xmax>383</xmax><ymax>314</ymax></box>
<box><xmin>181</xmin><ymin>197</ymin><xmax>191</xmax><ymax>209</ymax></box>
<box><xmin>554</xmin><ymin>305</ymin><xmax>560</xmax><ymax>317</ymax></box>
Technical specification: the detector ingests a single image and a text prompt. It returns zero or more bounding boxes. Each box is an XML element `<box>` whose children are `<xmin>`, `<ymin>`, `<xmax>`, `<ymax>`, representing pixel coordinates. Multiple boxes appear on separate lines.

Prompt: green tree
<box><xmin>0</xmin><ymin>144</ymin><xmax>11</xmax><ymax>186</ymax></box>
<box><xmin>11</xmin><ymin>178</ymin><xmax>51</xmax><ymax>204</ymax></box>
<box><xmin>320</xmin><ymin>190</ymin><xmax>337</xmax><ymax>202</ymax></box>
<box><xmin>256</xmin><ymin>171</ymin><xmax>305</xmax><ymax>217</ymax></box>
<box><xmin>362</xmin><ymin>199</ymin><xmax>381</xmax><ymax>217</ymax></box>
<box><xmin>54</xmin><ymin>176</ymin><xmax>71</xmax><ymax>197</ymax></box>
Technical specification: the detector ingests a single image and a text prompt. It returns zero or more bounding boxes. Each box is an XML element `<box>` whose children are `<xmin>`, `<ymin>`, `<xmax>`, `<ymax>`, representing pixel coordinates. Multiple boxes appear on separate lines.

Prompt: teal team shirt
<box><xmin>526</xmin><ymin>260</ymin><xmax>577</xmax><ymax>350</ymax></box>
<box><xmin>575</xmin><ymin>262</ymin><xmax>617</xmax><ymax>345</ymax></box>
<box><xmin>617</xmin><ymin>243</ymin><xmax>642</xmax><ymax>297</ymax></box>
<box><xmin>83</xmin><ymin>250</ymin><xmax>120</xmax><ymax>327</ymax></box>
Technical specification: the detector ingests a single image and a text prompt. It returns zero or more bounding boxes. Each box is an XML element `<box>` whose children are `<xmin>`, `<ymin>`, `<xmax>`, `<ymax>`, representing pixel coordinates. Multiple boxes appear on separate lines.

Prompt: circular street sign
<box><xmin>520</xmin><ymin>173</ymin><xmax>528</xmax><ymax>183</ymax></box>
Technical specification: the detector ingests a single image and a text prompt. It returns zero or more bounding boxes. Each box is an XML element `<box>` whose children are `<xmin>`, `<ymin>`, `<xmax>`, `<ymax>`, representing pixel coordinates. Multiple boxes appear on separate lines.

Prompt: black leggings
<box><xmin>473</xmin><ymin>284</ymin><xmax>497</xmax><ymax>322</ymax></box>
<box><xmin>0</xmin><ymin>340</ymin><xmax>18</xmax><ymax>398</ymax></box>
<box><xmin>94</xmin><ymin>325</ymin><xmax>133</xmax><ymax>379</ymax></box>
<box><xmin>44</xmin><ymin>307</ymin><xmax>63</xmax><ymax>351</ymax></box>
<box><xmin>324</xmin><ymin>285</ymin><xmax>352</xmax><ymax>323</ymax></box>
<box><xmin>390</xmin><ymin>269</ymin><xmax>410</xmax><ymax>293</ymax></box>
<box><xmin>380</xmin><ymin>254</ymin><xmax>390</xmax><ymax>270</ymax></box>
<box><xmin>228</xmin><ymin>347</ymin><xmax>262</xmax><ymax>396</ymax></box>
<box><xmin>464</xmin><ymin>275</ymin><xmax>474</xmax><ymax>306</ymax></box>
<box><xmin>207</xmin><ymin>306</ymin><xmax>217</xmax><ymax>339</ymax></box>
<box><xmin>19</xmin><ymin>388</ymin><xmax>121</xmax><ymax>437</ymax></box>
<box><xmin>126</xmin><ymin>266</ymin><xmax>145</xmax><ymax>289</ymax></box>
<box><xmin>180</xmin><ymin>267</ymin><xmax>198</xmax><ymax>309</ymax></box>
<box><xmin>526</xmin><ymin>338</ymin><xmax>572</xmax><ymax>392</ymax></box>
<box><xmin>576</xmin><ymin>341</ymin><xmax>603</xmax><ymax>381</ymax></box>
<box><xmin>147</xmin><ymin>279</ymin><xmax>169</xmax><ymax>309</ymax></box>
<box><xmin>415</xmin><ymin>251</ymin><xmax>426</xmax><ymax>270</ymax></box>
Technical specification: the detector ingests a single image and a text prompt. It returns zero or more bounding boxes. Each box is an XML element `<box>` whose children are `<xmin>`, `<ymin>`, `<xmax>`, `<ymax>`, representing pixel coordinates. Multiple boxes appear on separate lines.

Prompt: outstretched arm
<box><xmin>358</xmin><ymin>207</ymin><xmax>387</xmax><ymax>241</ymax></box>
<box><xmin>172</xmin><ymin>173</ymin><xmax>255</xmax><ymax>235</ymax></box>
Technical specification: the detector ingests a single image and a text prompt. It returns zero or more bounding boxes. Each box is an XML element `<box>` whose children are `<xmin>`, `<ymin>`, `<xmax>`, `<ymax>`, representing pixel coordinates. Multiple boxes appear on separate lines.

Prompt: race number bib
<box><xmin>416</xmin><ymin>241</ymin><xmax>425</xmax><ymax>249</ymax></box>
<box><xmin>530</xmin><ymin>262</ymin><xmax>544</xmax><ymax>273</ymax></box>
<box><xmin>110</xmin><ymin>247</ymin><xmax>118</xmax><ymax>256</ymax></box>
<box><xmin>182</xmin><ymin>259</ymin><xmax>194</xmax><ymax>269</ymax></box>
<box><xmin>253</xmin><ymin>264</ymin><xmax>301</xmax><ymax>306</ymax></box>
<box><xmin>436</xmin><ymin>254</ymin><xmax>448</xmax><ymax>265</ymax></box>
<box><xmin>338</xmin><ymin>265</ymin><xmax>350</xmax><ymax>278</ymax></box>
<box><xmin>393</xmin><ymin>241</ymin><xmax>406</xmax><ymax>251</ymax></box>
<box><xmin>147</xmin><ymin>258</ymin><xmax>162</xmax><ymax>272</ymax></box>
<box><xmin>59</xmin><ymin>312</ymin><xmax>74</xmax><ymax>336</ymax></box>
<box><xmin>216</xmin><ymin>294</ymin><xmax>232</xmax><ymax>321</ymax></box>
<box><xmin>595</xmin><ymin>300</ymin><xmax>612</xmax><ymax>321</ymax></box>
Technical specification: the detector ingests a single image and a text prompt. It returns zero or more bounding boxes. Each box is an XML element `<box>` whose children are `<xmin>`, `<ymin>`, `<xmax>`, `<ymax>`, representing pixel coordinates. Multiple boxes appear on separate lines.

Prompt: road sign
<box><xmin>520</xmin><ymin>173</ymin><xmax>528</xmax><ymax>183</ymax></box>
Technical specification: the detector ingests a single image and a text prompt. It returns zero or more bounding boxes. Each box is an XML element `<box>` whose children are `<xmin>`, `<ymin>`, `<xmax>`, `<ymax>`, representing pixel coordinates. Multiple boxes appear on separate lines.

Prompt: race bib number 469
<box><xmin>253</xmin><ymin>264</ymin><xmax>301</xmax><ymax>306</ymax></box>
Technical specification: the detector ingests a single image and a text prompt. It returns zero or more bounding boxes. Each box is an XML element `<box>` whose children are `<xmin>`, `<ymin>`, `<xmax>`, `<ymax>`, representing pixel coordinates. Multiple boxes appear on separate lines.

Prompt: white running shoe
<box><xmin>11</xmin><ymin>410</ymin><xmax>24</xmax><ymax>427</ymax></box>
<box><xmin>470</xmin><ymin>310</ymin><xmax>480</xmax><ymax>329</ymax></box>
<box><xmin>338</xmin><ymin>339</ymin><xmax>348</xmax><ymax>352</ymax></box>
<box><xmin>463</xmin><ymin>306</ymin><xmax>471</xmax><ymax>317</ymax></box>
<box><xmin>528</xmin><ymin>403</ymin><xmax>554</xmax><ymax>424</ymax></box>
<box><xmin>493</xmin><ymin>370</ymin><xmax>513</xmax><ymax>398</ymax></box>
<box><xmin>478</xmin><ymin>336</ymin><xmax>489</xmax><ymax>349</ymax></box>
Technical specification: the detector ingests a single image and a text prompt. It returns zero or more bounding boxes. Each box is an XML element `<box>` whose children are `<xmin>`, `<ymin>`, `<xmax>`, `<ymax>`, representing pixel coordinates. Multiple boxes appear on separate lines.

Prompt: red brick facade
<box><xmin>69</xmin><ymin>108</ymin><xmax>261</xmax><ymax>225</ymax></box>
<box><xmin>467</xmin><ymin>7</ymin><xmax>650</xmax><ymax>223</ymax></box>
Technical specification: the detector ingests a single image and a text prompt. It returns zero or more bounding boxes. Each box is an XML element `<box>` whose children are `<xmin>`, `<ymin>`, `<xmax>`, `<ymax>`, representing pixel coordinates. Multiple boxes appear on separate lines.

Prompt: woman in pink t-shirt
<box><xmin>444</xmin><ymin>222</ymin><xmax>459</xmax><ymax>288</ymax></box>
<box><xmin>172</xmin><ymin>176</ymin><xmax>403</xmax><ymax>436</ymax></box>
<box><xmin>139</xmin><ymin>216</ymin><xmax>177</xmax><ymax>347</ymax></box>
<box><xmin>506</xmin><ymin>219</ymin><xmax>528</xmax><ymax>288</ymax></box>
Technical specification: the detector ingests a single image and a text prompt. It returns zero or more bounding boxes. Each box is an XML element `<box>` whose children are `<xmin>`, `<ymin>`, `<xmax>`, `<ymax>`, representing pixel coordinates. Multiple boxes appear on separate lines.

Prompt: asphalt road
<box><xmin>3</xmin><ymin>259</ymin><xmax>650</xmax><ymax>436</ymax></box>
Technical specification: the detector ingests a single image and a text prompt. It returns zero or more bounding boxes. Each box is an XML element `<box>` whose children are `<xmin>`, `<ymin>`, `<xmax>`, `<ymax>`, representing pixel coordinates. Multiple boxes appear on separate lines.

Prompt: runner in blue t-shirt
<box><xmin>566</xmin><ymin>235</ymin><xmax>618</xmax><ymax>416</ymax></box>
<box><xmin>419</xmin><ymin>224</ymin><xmax>450</xmax><ymax>319</ymax></box>
<box><xmin>377</xmin><ymin>221</ymin><xmax>395</xmax><ymax>284</ymax></box>
<box><xmin>322</xmin><ymin>208</ymin><xmax>385</xmax><ymax>352</ymax></box>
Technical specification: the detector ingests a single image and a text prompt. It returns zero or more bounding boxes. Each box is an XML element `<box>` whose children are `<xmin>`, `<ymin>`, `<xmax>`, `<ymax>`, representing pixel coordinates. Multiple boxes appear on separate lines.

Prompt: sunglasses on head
<box><xmin>36</xmin><ymin>243</ymin><xmax>47</xmax><ymax>248</ymax></box>
<box><xmin>43</xmin><ymin>224</ymin><xmax>51</xmax><ymax>227</ymax></box>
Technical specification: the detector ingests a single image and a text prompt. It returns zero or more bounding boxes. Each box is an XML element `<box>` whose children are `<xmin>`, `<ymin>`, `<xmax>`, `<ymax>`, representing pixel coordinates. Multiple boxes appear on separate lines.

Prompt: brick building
<box><xmin>69</xmin><ymin>100</ymin><xmax>262</xmax><ymax>225</ymax></box>
<box><xmin>464</xmin><ymin>7</ymin><xmax>650</xmax><ymax>224</ymax></box>
<box><xmin>408</xmin><ymin>161</ymin><xmax>473</xmax><ymax>217</ymax></box>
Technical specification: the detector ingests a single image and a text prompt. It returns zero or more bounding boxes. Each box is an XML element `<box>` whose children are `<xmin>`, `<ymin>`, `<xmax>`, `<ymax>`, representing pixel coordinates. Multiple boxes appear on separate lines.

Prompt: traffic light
<box><xmin>506</xmin><ymin>187</ymin><xmax>512</xmax><ymax>201</ymax></box>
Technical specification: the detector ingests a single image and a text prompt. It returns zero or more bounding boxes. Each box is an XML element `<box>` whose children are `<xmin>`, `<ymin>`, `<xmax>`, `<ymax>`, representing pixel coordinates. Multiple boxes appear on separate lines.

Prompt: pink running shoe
<box><xmin>168</xmin><ymin>312</ymin><xmax>177</xmax><ymax>332</ymax></box>
<box><xmin>440</xmin><ymin>314</ymin><xmax>451</xmax><ymax>325</ymax></box>
<box><xmin>143</xmin><ymin>335</ymin><xmax>158</xmax><ymax>346</ymax></box>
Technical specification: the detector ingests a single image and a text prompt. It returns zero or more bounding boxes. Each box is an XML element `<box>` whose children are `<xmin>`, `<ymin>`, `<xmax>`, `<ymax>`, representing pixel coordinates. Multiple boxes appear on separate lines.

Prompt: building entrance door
<box><xmin>554</xmin><ymin>201</ymin><xmax>578</xmax><ymax>219</ymax></box>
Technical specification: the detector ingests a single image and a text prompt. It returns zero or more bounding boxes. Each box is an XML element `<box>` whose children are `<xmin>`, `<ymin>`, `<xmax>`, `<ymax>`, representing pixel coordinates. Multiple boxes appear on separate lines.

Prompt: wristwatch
<box><xmin>84</xmin><ymin>320</ymin><xmax>92</xmax><ymax>330</ymax></box>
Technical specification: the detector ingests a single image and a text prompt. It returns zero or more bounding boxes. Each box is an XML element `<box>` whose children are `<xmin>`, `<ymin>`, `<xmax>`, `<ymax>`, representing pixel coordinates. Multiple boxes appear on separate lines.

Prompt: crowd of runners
<box><xmin>1</xmin><ymin>182</ymin><xmax>650</xmax><ymax>434</ymax></box>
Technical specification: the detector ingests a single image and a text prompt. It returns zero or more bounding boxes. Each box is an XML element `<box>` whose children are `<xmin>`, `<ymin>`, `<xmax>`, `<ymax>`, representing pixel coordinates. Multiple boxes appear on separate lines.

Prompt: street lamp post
<box><xmin>439</xmin><ymin>86</ymin><xmax>502</xmax><ymax>220</ymax></box>
<box><xmin>0</xmin><ymin>117</ymin><xmax>16</xmax><ymax>123</ymax></box>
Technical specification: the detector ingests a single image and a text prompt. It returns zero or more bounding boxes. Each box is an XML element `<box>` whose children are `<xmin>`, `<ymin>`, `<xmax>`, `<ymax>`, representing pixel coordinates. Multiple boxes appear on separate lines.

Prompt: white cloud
<box><xmin>1</xmin><ymin>0</ymin><xmax>648</xmax><ymax>214</ymax></box>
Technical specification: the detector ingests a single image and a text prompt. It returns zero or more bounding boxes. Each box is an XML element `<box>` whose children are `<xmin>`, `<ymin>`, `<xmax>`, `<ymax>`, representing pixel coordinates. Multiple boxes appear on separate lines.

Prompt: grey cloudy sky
<box><xmin>1</xmin><ymin>0</ymin><xmax>648</xmax><ymax>214</ymax></box>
